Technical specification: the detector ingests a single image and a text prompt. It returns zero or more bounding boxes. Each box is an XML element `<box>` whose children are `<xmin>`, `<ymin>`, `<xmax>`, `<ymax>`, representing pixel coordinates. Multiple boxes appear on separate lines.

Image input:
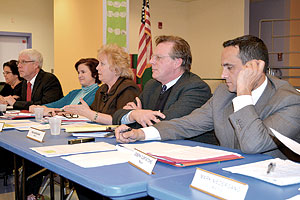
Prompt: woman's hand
<box><xmin>63</xmin><ymin>98</ymin><xmax>91</xmax><ymax>116</ymax></box>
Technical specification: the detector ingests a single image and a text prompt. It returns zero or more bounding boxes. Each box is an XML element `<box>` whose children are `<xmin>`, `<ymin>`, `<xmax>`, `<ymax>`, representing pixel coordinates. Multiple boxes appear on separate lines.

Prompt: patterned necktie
<box><xmin>26</xmin><ymin>82</ymin><xmax>32</xmax><ymax>101</ymax></box>
<box><xmin>160</xmin><ymin>85</ymin><xmax>167</xmax><ymax>94</ymax></box>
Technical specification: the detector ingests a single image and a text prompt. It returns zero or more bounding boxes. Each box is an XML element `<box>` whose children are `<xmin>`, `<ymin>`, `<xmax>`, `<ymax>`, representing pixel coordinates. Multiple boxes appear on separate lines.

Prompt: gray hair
<box><xmin>19</xmin><ymin>49</ymin><xmax>43</xmax><ymax>68</ymax></box>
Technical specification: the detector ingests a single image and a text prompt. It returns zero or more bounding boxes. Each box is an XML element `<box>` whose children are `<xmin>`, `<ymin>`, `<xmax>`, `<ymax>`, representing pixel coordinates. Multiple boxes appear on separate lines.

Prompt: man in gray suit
<box><xmin>113</xmin><ymin>35</ymin><xmax>212</xmax><ymax>131</ymax></box>
<box><xmin>115</xmin><ymin>35</ymin><xmax>300</xmax><ymax>161</ymax></box>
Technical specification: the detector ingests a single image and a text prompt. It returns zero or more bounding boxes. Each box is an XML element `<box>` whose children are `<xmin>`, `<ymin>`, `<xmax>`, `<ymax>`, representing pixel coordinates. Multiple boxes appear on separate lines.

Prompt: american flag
<box><xmin>137</xmin><ymin>0</ymin><xmax>152</xmax><ymax>78</ymax></box>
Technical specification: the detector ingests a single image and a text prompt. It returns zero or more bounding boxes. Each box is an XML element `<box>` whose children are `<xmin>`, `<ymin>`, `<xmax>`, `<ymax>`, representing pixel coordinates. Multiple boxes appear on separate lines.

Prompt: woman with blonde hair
<box><xmin>63</xmin><ymin>44</ymin><xmax>140</xmax><ymax>124</ymax></box>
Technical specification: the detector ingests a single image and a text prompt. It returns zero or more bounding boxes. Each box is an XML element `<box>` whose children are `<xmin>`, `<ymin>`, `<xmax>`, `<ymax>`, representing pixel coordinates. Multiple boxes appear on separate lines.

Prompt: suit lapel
<box><xmin>223</xmin><ymin>94</ymin><xmax>238</xmax><ymax>149</ymax></box>
<box><xmin>163</xmin><ymin>72</ymin><xmax>187</xmax><ymax>108</ymax></box>
<box><xmin>254</xmin><ymin>77</ymin><xmax>275</xmax><ymax>115</ymax></box>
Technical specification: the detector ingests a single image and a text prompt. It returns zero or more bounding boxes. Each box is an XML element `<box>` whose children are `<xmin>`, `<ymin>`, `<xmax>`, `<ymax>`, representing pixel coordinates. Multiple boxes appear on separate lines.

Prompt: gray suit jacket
<box><xmin>154</xmin><ymin>75</ymin><xmax>300</xmax><ymax>160</ymax></box>
<box><xmin>113</xmin><ymin>72</ymin><xmax>212</xmax><ymax>128</ymax></box>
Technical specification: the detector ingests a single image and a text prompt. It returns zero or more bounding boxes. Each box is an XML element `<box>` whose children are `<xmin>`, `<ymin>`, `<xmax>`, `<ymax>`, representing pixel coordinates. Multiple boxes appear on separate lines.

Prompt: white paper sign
<box><xmin>128</xmin><ymin>149</ymin><xmax>157</xmax><ymax>175</ymax></box>
<box><xmin>27</xmin><ymin>127</ymin><xmax>45</xmax><ymax>143</ymax></box>
<box><xmin>0</xmin><ymin>122</ymin><xmax>4</xmax><ymax>131</ymax></box>
<box><xmin>270</xmin><ymin>127</ymin><xmax>300</xmax><ymax>155</ymax></box>
<box><xmin>190</xmin><ymin>168</ymin><xmax>248</xmax><ymax>200</ymax></box>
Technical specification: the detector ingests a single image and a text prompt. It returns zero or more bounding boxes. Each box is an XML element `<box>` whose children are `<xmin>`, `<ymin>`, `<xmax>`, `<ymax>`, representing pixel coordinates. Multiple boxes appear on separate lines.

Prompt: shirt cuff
<box><xmin>232</xmin><ymin>95</ymin><xmax>254</xmax><ymax>112</ymax></box>
<box><xmin>141</xmin><ymin>126</ymin><xmax>162</xmax><ymax>141</ymax></box>
<box><xmin>120</xmin><ymin>111</ymin><xmax>136</xmax><ymax>124</ymax></box>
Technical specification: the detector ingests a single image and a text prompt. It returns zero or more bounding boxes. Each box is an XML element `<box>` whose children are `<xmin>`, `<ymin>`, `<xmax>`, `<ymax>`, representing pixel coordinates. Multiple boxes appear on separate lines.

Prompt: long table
<box><xmin>147</xmin><ymin>171</ymin><xmax>300</xmax><ymax>200</ymax></box>
<box><xmin>0</xmin><ymin>127</ymin><xmax>275</xmax><ymax>199</ymax></box>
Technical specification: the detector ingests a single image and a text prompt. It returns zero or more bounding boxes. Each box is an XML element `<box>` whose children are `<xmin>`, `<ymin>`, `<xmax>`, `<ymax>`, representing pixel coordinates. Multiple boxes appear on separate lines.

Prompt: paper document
<box><xmin>270</xmin><ymin>127</ymin><xmax>300</xmax><ymax>155</ymax></box>
<box><xmin>62</xmin><ymin>150</ymin><xmax>131</xmax><ymax>168</ymax></box>
<box><xmin>223</xmin><ymin>158</ymin><xmax>300</xmax><ymax>186</ymax></box>
<box><xmin>287</xmin><ymin>195</ymin><xmax>300</xmax><ymax>200</ymax></box>
<box><xmin>0</xmin><ymin>111</ymin><xmax>35</xmax><ymax>120</ymax></box>
<box><xmin>45</xmin><ymin>115</ymin><xmax>90</xmax><ymax>123</ymax></box>
<box><xmin>17</xmin><ymin>124</ymin><xmax>51</xmax><ymax>131</ymax></box>
<box><xmin>72</xmin><ymin>132</ymin><xmax>110</xmax><ymax>137</ymax></box>
<box><xmin>1</xmin><ymin>120</ymin><xmax>41</xmax><ymax>130</ymax></box>
<box><xmin>30</xmin><ymin>142</ymin><xmax>116</xmax><ymax>157</ymax></box>
<box><xmin>121</xmin><ymin>142</ymin><xmax>243</xmax><ymax>167</ymax></box>
<box><xmin>64</xmin><ymin>123</ymin><xmax>118</xmax><ymax>133</ymax></box>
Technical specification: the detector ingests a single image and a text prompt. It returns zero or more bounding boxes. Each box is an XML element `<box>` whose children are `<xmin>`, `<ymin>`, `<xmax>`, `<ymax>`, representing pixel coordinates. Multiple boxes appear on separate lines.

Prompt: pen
<box><xmin>68</xmin><ymin>137</ymin><xmax>95</xmax><ymax>144</ymax></box>
<box><xmin>104</xmin><ymin>128</ymin><xmax>132</xmax><ymax>138</ymax></box>
<box><xmin>267</xmin><ymin>162</ymin><xmax>276</xmax><ymax>174</ymax></box>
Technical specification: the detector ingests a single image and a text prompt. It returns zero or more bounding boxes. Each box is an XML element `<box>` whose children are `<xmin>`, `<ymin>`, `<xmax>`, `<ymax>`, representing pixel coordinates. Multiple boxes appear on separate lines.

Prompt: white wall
<box><xmin>129</xmin><ymin>0</ymin><xmax>246</xmax><ymax>91</ymax></box>
<box><xmin>0</xmin><ymin>0</ymin><xmax>54</xmax><ymax>73</ymax></box>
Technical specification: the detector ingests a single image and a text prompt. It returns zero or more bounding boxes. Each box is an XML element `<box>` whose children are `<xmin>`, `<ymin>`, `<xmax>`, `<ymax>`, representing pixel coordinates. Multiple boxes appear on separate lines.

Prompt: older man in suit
<box><xmin>115</xmin><ymin>35</ymin><xmax>300</xmax><ymax>161</ymax></box>
<box><xmin>113</xmin><ymin>35</ymin><xmax>212</xmax><ymax>131</ymax></box>
<box><xmin>4</xmin><ymin>49</ymin><xmax>63</xmax><ymax>110</ymax></box>
<box><xmin>2</xmin><ymin>49</ymin><xmax>63</xmax><ymax>197</ymax></box>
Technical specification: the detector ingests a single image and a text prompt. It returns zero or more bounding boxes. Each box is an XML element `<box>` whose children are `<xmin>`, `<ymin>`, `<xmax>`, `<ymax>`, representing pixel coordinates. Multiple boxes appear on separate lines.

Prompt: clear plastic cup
<box><xmin>34</xmin><ymin>107</ymin><xmax>44</xmax><ymax>122</ymax></box>
<box><xmin>49</xmin><ymin>117</ymin><xmax>61</xmax><ymax>135</ymax></box>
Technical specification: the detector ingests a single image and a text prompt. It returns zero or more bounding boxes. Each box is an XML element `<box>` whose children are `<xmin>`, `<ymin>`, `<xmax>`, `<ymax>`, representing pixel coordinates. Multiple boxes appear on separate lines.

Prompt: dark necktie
<box><xmin>160</xmin><ymin>85</ymin><xmax>167</xmax><ymax>94</ymax></box>
<box><xmin>26</xmin><ymin>82</ymin><xmax>32</xmax><ymax>101</ymax></box>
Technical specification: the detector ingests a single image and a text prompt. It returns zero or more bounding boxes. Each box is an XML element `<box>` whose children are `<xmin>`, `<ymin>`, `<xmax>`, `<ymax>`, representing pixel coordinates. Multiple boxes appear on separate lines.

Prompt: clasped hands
<box><xmin>124</xmin><ymin>97</ymin><xmax>165</xmax><ymax>127</ymax></box>
<box><xmin>0</xmin><ymin>95</ymin><xmax>19</xmax><ymax>105</ymax></box>
<box><xmin>237</xmin><ymin>59</ymin><xmax>266</xmax><ymax>96</ymax></box>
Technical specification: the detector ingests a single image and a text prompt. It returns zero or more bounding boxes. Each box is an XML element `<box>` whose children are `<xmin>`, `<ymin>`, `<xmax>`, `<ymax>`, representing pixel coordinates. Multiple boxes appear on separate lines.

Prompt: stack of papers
<box><xmin>63</xmin><ymin>123</ymin><xmax>118</xmax><ymax>137</ymax></box>
<box><xmin>30</xmin><ymin>142</ymin><xmax>116</xmax><ymax>157</ymax></box>
<box><xmin>0</xmin><ymin>112</ymin><xmax>35</xmax><ymax>120</ymax></box>
<box><xmin>121</xmin><ymin>142</ymin><xmax>243</xmax><ymax>167</ymax></box>
<box><xmin>1</xmin><ymin>120</ymin><xmax>41</xmax><ymax>130</ymax></box>
<box><xmin>223</xmin><ymin>158</ymin><xmax>300</xmax><ymax>186</ymax></box>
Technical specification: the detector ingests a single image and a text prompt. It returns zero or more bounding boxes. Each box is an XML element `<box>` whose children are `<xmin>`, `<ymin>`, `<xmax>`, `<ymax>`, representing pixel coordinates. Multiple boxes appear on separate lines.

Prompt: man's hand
<box><xmin>129</xmin><ymin>109</ymin><xmax>165</xmax><ymax>127</ymax></box>
<box><xmin>237</xmin><ymin>59</ymin><xmax>265</xmax><ymax>96</ymax></box>
<box><xmin>123</xmin><ymin>97</ymin><xmax>142</xmax><ymax>110</ymax></box>
<box><xmin>4</xmin><ymin>95</ymin><xmax>16</xmax><ymax>106</ymax></box>
<box><xmin>0</xmin><ymin>96</ymin><xmax>6</xmax><ymax>104</ymax></box>
<box><xmin>63</xmin><ymin>98</ymin><xmax>90</xmax><ymax>115</ymax></box>
<box><xmin>115</xmin><ymin>124</ymin><xmax>145</xmax><ymax>143</ymax></box>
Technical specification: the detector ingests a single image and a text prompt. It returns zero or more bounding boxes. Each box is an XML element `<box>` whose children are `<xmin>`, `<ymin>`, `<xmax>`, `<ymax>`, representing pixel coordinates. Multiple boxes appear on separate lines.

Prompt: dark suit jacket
<box><xmin>113</xmin><ymin>72</ymin><xmax>212</xmax><ymax>128</ymax></box>
<box><xmin>13</xmin><ymin>69</ymin><xmax>63</xmax><ymax>110</ymax></box>
<box><xmin>154</xmin><ymin>75</ymin><xmax>300</xmax><ymax>161</ymax></box>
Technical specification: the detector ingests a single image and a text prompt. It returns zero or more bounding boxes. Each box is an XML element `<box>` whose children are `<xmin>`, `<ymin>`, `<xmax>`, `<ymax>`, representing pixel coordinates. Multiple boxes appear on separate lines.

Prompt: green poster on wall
<box><xmin>103</xmin><ymin>0</ymin><xmax>128</xmax><ymax>48</ymax></box>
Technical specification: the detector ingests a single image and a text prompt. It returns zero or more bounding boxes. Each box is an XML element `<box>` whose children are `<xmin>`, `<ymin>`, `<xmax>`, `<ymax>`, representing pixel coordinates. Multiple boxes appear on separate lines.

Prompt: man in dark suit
<box><xmin>113</xmin><ymin>35</ymin><xmax>212</xmax><ymax>133</ymax></box>
<box><xmin>115</xmin><ymin>35</ymin><xmax>300</xmax><ymax>161</ymax></box>
<box><xmin>4</xmin><ymin>49</ymin><xmax>63</xmax><ymax>110</ymax></box>
<box><xmin>2</xmin><ymin>49</ymin><xmax>63</xmax><ymax>197</ymax></box>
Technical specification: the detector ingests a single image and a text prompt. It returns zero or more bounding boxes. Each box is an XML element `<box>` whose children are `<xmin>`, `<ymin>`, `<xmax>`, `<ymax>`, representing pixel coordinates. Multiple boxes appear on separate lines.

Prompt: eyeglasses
<box><xmin>150</xmin><ymin>55</ymin><xmax>171</xmax><ymax>61</ymax></box>
<box><xmin>3</xmin><ymin>71</ymin><xmax>12</xmax><ymax>75</ymax></box>
<box><xmin>62</xmin><ymin>113</ymin><xmax>79</xmax><ymax>119</ymax></box>
<box><xmin>16</xmin><ymin>60</ymin><xmax>35</xmax><ymax>65</ymax></box>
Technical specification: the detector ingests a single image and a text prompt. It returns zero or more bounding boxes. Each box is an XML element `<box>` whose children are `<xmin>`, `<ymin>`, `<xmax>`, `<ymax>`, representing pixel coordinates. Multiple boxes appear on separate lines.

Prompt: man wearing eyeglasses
<box><xmin>113</xmin><ymin>35</ymin><xmax>214</xmax><ymax>143</ymax></box>
<box><xmin>4</xmin><ymin>49</ymin><xmax>63</xmax><ymax>110</ymax></box>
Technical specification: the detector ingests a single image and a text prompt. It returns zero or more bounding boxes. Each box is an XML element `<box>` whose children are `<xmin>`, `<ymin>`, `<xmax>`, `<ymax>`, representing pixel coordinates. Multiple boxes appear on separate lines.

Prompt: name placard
<box><xmin>190</xmin><ymin>168</ymin><xmax>248</xmax><ymax>200</ymax></box>
<box><xmin>128</xmin><ymin>148</ymin><xmax>157</xmax><ymax>175</ymax></box>
<box><xmin>27</xmin><ymin>127</ymin><xmax>45</xmax><ymax>143</ymax></box>
<box><xmin>0</xmin><ymin>122</ymin><xmax>4</xmax><ymax>132</ymax></box>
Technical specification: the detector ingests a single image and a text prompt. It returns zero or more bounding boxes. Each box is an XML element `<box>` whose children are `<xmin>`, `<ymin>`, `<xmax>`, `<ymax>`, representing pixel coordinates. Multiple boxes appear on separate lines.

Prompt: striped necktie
<box><xmin>160</xmin><ymin>85</ymin><xmax>167</xmax><ymax>94</ymax></box>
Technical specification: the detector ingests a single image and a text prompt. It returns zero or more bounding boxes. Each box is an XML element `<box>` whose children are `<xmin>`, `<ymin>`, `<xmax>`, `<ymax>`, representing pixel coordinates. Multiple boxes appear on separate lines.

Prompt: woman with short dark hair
<box><xmin>0</xmin><ymin>60</ymin><xmax>24</xmax><ymax>99</ymax></box>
